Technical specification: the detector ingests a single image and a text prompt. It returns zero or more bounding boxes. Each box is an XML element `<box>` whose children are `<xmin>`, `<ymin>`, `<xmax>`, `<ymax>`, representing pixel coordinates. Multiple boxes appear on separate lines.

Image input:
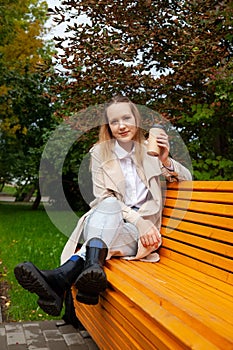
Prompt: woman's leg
<box><xmin>75</xmin><ymin>197</ymin><xmax>139</xmax><ymax>304</ymax></box>
<box><xmin>77</xmin><ymin>197</ymin><xmax>139</xmax><ymax>260</ymax></box>
<box><xmin>14</xmin><ymin>256</ymin><xmax>84</xmax><ymax>316</ymax></box>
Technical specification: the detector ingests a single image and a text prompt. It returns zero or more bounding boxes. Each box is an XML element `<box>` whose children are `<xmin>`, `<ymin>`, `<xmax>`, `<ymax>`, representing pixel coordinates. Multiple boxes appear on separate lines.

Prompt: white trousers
<box><xmin>77</xmin><ymin>197</ymin><xmax>139</xmax><ymax>260</ymax></box>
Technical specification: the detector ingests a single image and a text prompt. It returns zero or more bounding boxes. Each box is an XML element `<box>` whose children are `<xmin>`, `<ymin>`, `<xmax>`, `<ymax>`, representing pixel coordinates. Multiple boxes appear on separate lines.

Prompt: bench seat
<box><xmin>72</xmin><ymin>181</ymin><xmax>233</xmax><ymax>350</ymax></box>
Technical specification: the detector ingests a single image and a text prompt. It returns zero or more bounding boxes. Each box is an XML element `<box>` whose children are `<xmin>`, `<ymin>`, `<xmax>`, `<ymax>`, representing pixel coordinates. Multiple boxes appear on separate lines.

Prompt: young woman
<box><xmin>14</xmin><ymin>95</ymin><xmax>192</xmax><ymax>317</ymax></box>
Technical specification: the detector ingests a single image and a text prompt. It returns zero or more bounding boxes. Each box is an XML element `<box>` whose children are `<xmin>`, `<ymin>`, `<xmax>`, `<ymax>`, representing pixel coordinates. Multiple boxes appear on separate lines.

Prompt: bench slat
<box><xmin>163</xmin><ymin>207</ymin><xmax>233</xmax><ymax>230</ymax></box>
<box><xmin>73</xmin><ymin>288</ymin><xmax>220</xmax><ymax>350</ymax></box>
<box><xmin>161</xmin><ymin>229</ymin><xmax>233</xmax><ymax>264</ymax></box>
<box><xmin>158</xmin><ymin>255</ymin><xmax>233</xmax><ymax>297</ymax></box>
<box><xmin>102</xmin><ymin>292</ymin><xmax>183</xmax><ymax>350</ymax></box>
<box><xmin>160</xmin><ymin>247</ymin><xmax>233</xmax><ymax>285</ymax></box>
<box><xmin>107</xmin><ymin>260</ymin><xmax>233</xmax><ymax>324</ymax></box>
<box><xmin>164</xmin><ymin>190</ymin><xmax>233</xmax><ymax>204</ymax></box>
<box><xmin>105</xmin><ymin>261</ymin><xmax>233</xmax><ymax>349</ymax></box>
<box><xmin>164</xmin><ymin>181</ymin><xmax>233</xmax><ymax>191</ymax></box>
<box><xmin>162</xmin><ymin>217</ymin><xmax>232</xmax><ymax>244</ymax></box>
<box><xmin>129</xmin><ymin>260</ymin><xmax>233</xmax><ymax>325</ymax></box>
<box><xmin>164</xmin><ymin>198</ymin><xmax>233</xmax><ymax>217</ymax></box>
<box><xmin>161</xmin><ymin>240</ymin><xmax>233</xmax><ymax>274</ymax></box>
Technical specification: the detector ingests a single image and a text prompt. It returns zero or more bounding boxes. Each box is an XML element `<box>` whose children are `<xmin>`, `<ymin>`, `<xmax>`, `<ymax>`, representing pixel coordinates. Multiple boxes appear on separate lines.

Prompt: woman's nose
<box><xmin>119</xmin><ymin>120</ymin><xmax>126</xmax><ymax>128</ymax></box>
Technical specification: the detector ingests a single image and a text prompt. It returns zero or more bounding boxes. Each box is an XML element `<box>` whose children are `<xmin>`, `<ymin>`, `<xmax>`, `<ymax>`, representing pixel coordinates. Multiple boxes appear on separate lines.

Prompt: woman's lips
<box><xmin>119</xmin><ymin>131</ymin><xmax>129</xmax><ymax>137</ymax></box>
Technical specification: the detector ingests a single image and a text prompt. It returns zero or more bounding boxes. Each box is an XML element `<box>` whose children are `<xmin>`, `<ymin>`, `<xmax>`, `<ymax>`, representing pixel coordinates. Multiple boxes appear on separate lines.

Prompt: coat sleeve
<box><xmin>161</xmin><ymin>158</ymin><xmax>192</xmax><ymax>182</ymax></box>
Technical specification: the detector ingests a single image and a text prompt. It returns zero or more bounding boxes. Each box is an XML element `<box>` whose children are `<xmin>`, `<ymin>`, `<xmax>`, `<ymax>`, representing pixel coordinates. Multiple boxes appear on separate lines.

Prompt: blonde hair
<box><xmin>98</xmin><ymin>95</ymin><xmax>145</xmax><ymax>162</ymax></box>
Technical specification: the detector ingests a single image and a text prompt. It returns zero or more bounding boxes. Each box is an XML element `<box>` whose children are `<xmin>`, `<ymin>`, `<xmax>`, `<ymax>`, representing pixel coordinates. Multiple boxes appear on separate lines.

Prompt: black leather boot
<box><xmin>75</xmin><ymin>238</ymin><xmax>108</xmax><ymax>305</ymax></box>
<box><xmin>14</xmin><ymin>257</ymin><xmax>84</xmax><ymax>316</ymax></box>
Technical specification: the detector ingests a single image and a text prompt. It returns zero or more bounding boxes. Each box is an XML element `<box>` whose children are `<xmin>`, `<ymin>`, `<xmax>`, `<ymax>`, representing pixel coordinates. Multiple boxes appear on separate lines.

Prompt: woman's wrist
<box><xmin>162</xmin><ymin>157</ymin><xmax>174</xmax><ymax>170</ymax></box>
<box><xmin>162</xmin><ymin>157</ymin><xmax>171</xmax><ymax>168</ymax></box>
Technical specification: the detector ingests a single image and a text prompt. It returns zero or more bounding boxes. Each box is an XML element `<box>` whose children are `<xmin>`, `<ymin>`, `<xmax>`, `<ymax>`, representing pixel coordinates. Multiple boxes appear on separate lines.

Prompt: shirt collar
<box><xmin>114</xmin><ymin>140</ymin><xmax>135</xmax><ymax>160</ymax></box>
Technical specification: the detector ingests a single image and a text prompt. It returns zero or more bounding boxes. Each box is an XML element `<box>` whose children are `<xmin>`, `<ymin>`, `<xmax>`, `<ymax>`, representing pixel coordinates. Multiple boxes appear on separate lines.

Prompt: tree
<box><xmin>182</xmin><ymin>60</ymin><xmax>233</xmax><ymax>180</ymax></box>
<box><xmin>0</xmin><ymin>0</ymin><xmax>49</xmax><ymax>73</ymax></box>
<box><xmin>48</xmin><ymin>0</ymin><xmax>233</xmax><ymax>179</ymax></box>
<box><xmin>0</xmin><ymin>0</ymin><xmax>60</xmax><ymax>199</ymax></box>
<box><xmin>0</xmin><ymin>66</ymin><xmax>61</xmax><ymax>200</ymax></box>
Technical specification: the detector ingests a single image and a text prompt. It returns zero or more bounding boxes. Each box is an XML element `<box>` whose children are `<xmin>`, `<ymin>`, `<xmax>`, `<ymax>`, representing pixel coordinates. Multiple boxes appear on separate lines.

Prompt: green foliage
<box><xmin>0</xmin><ymin>0</ymin><xmax>62</xmax><ymax>196</ymax></box>
<box><xmin>193</xmin><ymin>157</ymin><xmax>233</xmax><ymax>180</ymax></box>
<box><xmin>0</xmin><ymin>203</ymin><xmax>68</xmax><ymax>321</ymax></box>
<box><xmin>191</xmin><ymin>104</ymin><xmax>215</xmax><ymax>122</ymax></box>
<box><xmin>0</xmin><ymin>68</ymin><xmax>59</xmax><ymax>192</ymax></box>
<box><xmin>0</xmin><ymin>0</ymin><xmax>49</xmax><ymax>72</ymax></box>
<box><xmin>180</xmin><ymin>60</ymin><xmax>233</xmax><ymax>180</ymax></box>
<box><xmin>48</xmin><ymin>0</ymin><xmax>233</xmax><ymax>180</ymax></box>
<box><xmin>62</xmin><ymin>128</ymin><xmax>98</xmax><ymax>210</ymax></box>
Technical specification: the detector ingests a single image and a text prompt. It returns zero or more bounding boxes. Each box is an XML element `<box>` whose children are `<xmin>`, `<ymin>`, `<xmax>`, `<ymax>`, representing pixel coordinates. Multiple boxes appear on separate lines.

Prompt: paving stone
<box><xmin>5</xmin><ymin>323</ymin><xmax>24</xmax><ymax>332</ymax></box>
<box><xmin>23</xmin><ymin>322</ymin><xmax>40</xmax><ymax>327</ymax></box>
<box><xmin>23</xmin><ymin>322</ymin><xmax>48</xmax><ymax>349</ymax></box>
<box><xmin>40</xmin><ymin>320</ymin><xmax>59</xmax><ymax>331</ymax></box>
<box><xmin>28</xmin><ymin>347</ymin><xmax>49</xmax><ymax>350</ymax></box>
<box><xmin>46</xmin><ymin>339</ymin><xmax>68</xmax><ymax>350</ymax></box>
<box><xmin>63</xmin><ymin>332</ymin><xmax>85</xmax><ymax>346</ymax></box>
<box><xmin>43</xmin><ymin>329</ymin><xmax>64</xmax><ymax>342</ymax></box>
<box><xmin>58</xmin><ymin>323</ymin><xmax>79</xmax><ymax>334</ymax></box>
<box><xmin>0</xmin><ymin>343</ymin><xmax>7</xmax><ymax>350</ymax></box>
<box><xmin>69</xmin><ymin>345</ymin><xmax>89</xmax><ymax>350</ymax></box>
<box><xmin>8</xmin><ymin>345</ymin><xmax>28</xmax><ymax>350</ymax></box>
<box><xmin>1</xmin><ymin>319</ymin><xmax>99</xmax><ymax>350</ymax></box>
<box><xmin>80</xmin><ymin>330</ymin><xmax>91</xmax><ymax>338</ymax></box>
<box><xmin>85</xmin><ymin>338</ymin><xmax>99</xmax><ymax>350</ymax></box>
<box><xmin>5</xmin><ymin>322</ymin><xmax>27</xmax><ymax>347</ymax></box>
<box><xmin>7</xmin><ymin>328</ymin><xmax>26</xmax><ymax>345</ymax></box>
<box><xmin>0</xmin><ymin>325</ymin><xmax>6</xmax><ymax>336</ymax></box>
<box><xmin>0</xmin><ymin>326</ymin><xmax>7</xmax><ymax>350</ymax></box>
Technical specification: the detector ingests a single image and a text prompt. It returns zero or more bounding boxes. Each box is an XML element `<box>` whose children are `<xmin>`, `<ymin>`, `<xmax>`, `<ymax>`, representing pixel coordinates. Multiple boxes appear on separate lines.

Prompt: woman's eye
<box><xmin>124</xmin><ymin>116</ymin><xmax>134</xmax><ymax>123</ymax></box>
<box><xmin>110</xmin><ymin>120</ymin><xmax>118</xmax><ymax>125</ymax></box>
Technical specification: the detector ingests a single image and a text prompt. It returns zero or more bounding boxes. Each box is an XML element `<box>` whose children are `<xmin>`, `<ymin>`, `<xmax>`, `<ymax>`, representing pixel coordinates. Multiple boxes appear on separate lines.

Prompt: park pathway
<box><xmin>0</xmin><ymin>317</ymin><xmax>99</xmax><ymax>350</ymax></box>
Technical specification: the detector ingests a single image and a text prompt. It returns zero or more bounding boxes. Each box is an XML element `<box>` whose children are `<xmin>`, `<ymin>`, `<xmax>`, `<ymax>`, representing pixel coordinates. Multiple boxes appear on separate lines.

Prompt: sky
<box><xmin>45</xmin><ymin>0</ymin><xmax>67</xmax><ymax>40</ymax></box>
<box><xmin>45</xmin><ymin>0</ymin><xmax>90</xmax><ymax>41</ymax></box>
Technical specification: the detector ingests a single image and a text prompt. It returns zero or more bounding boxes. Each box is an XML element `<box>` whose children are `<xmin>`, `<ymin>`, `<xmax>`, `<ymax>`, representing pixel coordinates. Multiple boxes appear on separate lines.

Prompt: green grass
<box><xmin>1</xmin><ymin>184</ymin><xmax>17</xmax><ymax>196</ymax></box>
<box><xmin>0</xmin><ymin>202</ymin><xmax>77</xmax><ymax>322</ymax></box>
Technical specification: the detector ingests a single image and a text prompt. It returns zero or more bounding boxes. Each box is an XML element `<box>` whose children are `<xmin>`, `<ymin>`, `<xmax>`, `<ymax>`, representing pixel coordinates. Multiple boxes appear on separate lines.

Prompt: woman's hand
<box><xmin>156</xmin><ymin>131</ymin><xmax>170</xmax><ymax>166</ymax></box>
<box><xmin>140</xmin><ymin>225</ymin><xmax>161</xmax><ymax>248</ymax></box>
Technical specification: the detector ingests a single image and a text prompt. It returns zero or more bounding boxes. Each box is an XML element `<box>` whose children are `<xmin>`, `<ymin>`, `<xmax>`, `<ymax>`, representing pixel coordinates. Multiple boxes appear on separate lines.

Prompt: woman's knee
<box><xmin>101</xmin><ymin>197</ymin><xmax>118</xmax><ymax>204</ymax></box>
<box><xmin>95</xmin><ymin>197</ymin><xmax>121</xmax><ymax>214</ymax></box>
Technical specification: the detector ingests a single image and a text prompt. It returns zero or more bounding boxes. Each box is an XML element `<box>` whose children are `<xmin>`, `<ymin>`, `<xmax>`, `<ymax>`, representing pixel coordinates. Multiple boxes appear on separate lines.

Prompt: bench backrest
<box><xmin>161</xmin><ymin>181</ymin><xmax>233</xmax><ymax>286</ymax></box>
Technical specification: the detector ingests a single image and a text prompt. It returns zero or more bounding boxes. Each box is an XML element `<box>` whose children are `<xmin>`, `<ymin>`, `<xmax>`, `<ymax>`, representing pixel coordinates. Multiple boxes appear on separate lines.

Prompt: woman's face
<box><xmin>106</xmin><ymin>102</ymin><xmax>137</xmax><ymax>145</ymax></box>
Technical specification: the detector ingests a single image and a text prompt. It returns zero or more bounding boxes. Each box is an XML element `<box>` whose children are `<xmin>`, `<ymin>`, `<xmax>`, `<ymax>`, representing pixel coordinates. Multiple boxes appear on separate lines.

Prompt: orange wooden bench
<box><xmin>72</xmin><ymin>181</ymin><xmax>233</xmax><ymax>350</ymax></box>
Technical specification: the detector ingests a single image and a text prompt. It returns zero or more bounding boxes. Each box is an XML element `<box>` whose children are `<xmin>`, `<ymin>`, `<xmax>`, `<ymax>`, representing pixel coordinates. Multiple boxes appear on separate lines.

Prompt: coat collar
<box><xmin>100</xmin><ymin>141</ymin><xmax>162</xmax><ymax>196</ymax></box>
<box><xmin>114</xmin><ymin>140</ymin><xmax>135</xmax><ymax>159</ymax></box>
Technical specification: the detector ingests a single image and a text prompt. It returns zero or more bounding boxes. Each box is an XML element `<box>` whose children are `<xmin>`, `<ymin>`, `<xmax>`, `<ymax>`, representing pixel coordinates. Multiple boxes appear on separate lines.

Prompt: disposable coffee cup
<box><xmin>147</xmin><ymin>124</ymin><xmax>165</xmax><ymax>156</ymax></box>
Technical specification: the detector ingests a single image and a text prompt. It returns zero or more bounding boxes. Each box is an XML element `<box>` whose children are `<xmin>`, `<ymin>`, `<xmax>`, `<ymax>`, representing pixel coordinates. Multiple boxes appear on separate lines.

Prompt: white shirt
<box><xmin>114</xmin><ymin>141</ymin><xmax>148</xmax><ymax>208</ymax></box>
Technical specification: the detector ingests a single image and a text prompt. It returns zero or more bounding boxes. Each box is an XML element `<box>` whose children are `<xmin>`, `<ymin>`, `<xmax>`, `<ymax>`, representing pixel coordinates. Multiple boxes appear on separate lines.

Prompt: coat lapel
<box><xmin>102</xmin><ymin>156</ymin><xmax>126</xmax><ymax>197</ymax></box>
<box><xmin>100</xmin><ymin>144</ymin><xmax>162</xmax><ymax>200</ymax></box>
<box><xmin>132</xmin><ymin>148</ymin><xmax>161</xmax><ymax>188</ymax></box>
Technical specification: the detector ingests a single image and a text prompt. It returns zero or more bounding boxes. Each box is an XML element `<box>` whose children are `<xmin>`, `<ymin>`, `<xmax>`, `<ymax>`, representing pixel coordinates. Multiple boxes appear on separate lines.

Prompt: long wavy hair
<box><xmin>98</xmin><ymin>95</ymin><xmax>145</xmax><ymax>162</ymax></box>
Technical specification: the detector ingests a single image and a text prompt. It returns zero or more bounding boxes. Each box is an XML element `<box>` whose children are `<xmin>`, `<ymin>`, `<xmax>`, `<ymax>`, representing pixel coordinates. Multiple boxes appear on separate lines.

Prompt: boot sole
<box><xmin>75</xmin><ymin>265</ymin><xmax>107</xmax><ymax>295</ymax></box>
<box><xmin>14</xmin><ymin>262</ymin><xmax>62</xmax><ymax>316</ymax></box>
<box><xmin>76</xmin><ymin>291</ymin><xmax>99</xmax><ymax>305</ymax></box>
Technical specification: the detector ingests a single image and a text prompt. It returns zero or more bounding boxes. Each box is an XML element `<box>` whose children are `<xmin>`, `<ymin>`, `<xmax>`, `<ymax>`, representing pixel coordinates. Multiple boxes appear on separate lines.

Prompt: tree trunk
<box><xmin>32</xmin><ymin>188</ymin><xmax>41</xmax><ymax>210</ymax></box>
<box><xmin>23</xmin><ymin>185</ymin><xmax>35</xmax><ymax>202</ymax></box>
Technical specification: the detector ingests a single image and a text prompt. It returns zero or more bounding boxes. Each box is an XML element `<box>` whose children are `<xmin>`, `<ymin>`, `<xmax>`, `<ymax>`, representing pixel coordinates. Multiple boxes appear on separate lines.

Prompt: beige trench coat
<box><xmin>61</xmin><ymin>143</ymin><xmax>192</xmax><ymax>264</ymax></box>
